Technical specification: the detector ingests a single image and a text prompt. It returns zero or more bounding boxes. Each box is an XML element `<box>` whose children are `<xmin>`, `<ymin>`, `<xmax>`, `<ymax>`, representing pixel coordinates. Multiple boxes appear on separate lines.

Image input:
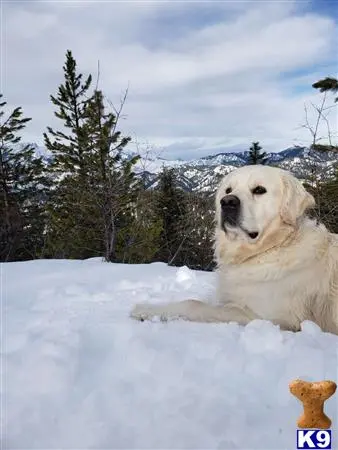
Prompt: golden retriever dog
<box><xmin>130</xmin><ymin>165</ymin><xmax>338</xmax><ymax>335</ymax></box>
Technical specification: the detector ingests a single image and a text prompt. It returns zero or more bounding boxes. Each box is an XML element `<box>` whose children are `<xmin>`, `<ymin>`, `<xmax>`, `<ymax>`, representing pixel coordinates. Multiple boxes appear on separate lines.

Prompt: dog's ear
<box><xmin>280</xmin><ymin>174</ymin><xmax>315</xmax><ymax>226</ymax></box>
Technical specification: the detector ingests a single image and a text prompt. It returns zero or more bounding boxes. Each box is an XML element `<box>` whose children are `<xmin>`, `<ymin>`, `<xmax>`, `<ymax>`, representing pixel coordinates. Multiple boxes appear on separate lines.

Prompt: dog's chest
<box><xmin>217</xmin><ymin>261</ymin><xmax>326</xmax><ymax>322</ymax></box>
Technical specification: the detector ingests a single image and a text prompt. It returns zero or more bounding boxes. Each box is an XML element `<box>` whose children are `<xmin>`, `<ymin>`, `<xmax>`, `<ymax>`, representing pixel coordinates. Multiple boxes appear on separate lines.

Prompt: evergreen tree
<box><xmin>312</xmin><ymin>77</ymin><xmax>338</xmax><ymax>103</ymax></box>
<box><xmin>43</xmin><ymin>175</ymin><xmax>102</xmax><ymax>259</ymax></box>
<box><xmin>309</xmin><ymin>77</ymin><xmax>338</xmax><ymax>153</ymax></box>
<box><xmin>44</xmin><ymin>51</ymin><xmax>141</xmax><ymax>261</ymax></box>
<box><xmin>117</xmin><ymin>189</ymin><xmax>163</xmax><ymax>264</ymax></box>
<box><xmin>321</xmin><ymin>178</ymin><xmax>338</xmax><ymax>233</ymax></box>
<box><xmin>155</xmin><ymin>167</ymin><xmax>187</xmax><ymax>265</ymax></box>
<box><xmin>248</xmin><ymin>141</ymin><xmax>268</xmax><ymax>165</ymax></box>
<box><xmin>300</xmin><ymin>76</ymin><xmax>338</xmax><ymax>233</ymax></box>
<box><xmin>43</xmin><ymin>50</ymin><xmax>98</xmax><ymax>259</ymax></box>
<box><xmin>82</xmin><ymin>89</ymin><xmax>140</xmax><ymax>261</ymax></box>
<box><xmin>176</xmin><ymin>192</ymin><xmax>215</xmax><ymax>270</ymax></box>
<box><xmin>43</xmin><ymin>49</ymin><xmax>92</xmax><ymax>178</ymax></box>
<box><xmin>0</xmin><ymin>95</ymin><xmax>49</xmax><ymax>261</ymax></box>
<box><xmin>304</xmin><ymin>178</ymin><xmax>338</xmax><ymax>234</ymax></box>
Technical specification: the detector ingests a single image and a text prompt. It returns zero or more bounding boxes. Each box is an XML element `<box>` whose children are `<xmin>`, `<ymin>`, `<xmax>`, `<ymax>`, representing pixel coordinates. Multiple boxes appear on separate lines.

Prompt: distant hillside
<box><xmin>134</xmin><ymin>146</ymin><xmax>338</xmax><ymax>192</ymax></box>
<box><xmin>28</xmin><ymin>143</ymin><xmax>337</xmax><ymax>193</ymax></box>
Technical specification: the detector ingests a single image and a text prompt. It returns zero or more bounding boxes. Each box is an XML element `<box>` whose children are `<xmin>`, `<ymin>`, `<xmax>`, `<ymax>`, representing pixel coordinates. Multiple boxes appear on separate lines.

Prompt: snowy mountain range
<box><xmin>30</xmin><ymin>143</ymin><xmax>337</xmax><ymax>194</ymax></box>
<box><xmin>135</xmin><ymin>146</ymin><xmax>338</xmax><ymax>193</ymax></box>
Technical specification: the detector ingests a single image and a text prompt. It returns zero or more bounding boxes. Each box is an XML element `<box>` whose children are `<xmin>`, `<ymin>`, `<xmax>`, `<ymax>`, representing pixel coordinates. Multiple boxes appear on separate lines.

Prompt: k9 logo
<box><xmin>297</xmin><ymin>430</ymin><xmax>332</xmax><ymax>449</ymax></box>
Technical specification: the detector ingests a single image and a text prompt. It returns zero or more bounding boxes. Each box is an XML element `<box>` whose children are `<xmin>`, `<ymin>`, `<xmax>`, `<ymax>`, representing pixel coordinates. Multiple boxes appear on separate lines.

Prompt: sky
<box><xmin>1</xmin><ymin>0</ymin><xmax>338</xmax><ymax>160</ymax></box>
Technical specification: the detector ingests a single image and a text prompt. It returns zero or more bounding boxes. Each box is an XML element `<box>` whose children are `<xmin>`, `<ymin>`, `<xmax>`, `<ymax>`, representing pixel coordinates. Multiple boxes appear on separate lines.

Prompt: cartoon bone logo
<box><xmin>289</xmin><ymin>379</ymin><xmax>337</xmax><ymax>429</ymax></box>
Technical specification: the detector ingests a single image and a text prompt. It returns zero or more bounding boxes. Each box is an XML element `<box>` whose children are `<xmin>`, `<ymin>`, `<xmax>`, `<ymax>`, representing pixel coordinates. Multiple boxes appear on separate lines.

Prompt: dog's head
<box><xmin>215</xmin><ymin>165</ymin><xmax>315</xmax><ymax>245</ymax></box>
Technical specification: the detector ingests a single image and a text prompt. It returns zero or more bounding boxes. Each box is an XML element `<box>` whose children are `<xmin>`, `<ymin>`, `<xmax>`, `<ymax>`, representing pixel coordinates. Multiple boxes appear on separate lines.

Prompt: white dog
<box><xmin>130</xmin><ymin>165</ymin><xmax>338</xmax><ymax>335</ymax></box>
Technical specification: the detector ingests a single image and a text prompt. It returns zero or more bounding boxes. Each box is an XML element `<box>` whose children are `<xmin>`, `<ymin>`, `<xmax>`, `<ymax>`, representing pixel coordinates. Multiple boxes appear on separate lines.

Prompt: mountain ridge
<box><xmin>27</xmin><ymin>143</ymin><xmax>338</xmax><ymax>193</ymax></box>
<box><xmin>135</xmin><ymin>146</ymin><xmax>338</xmax><ymax>192</ymax></box>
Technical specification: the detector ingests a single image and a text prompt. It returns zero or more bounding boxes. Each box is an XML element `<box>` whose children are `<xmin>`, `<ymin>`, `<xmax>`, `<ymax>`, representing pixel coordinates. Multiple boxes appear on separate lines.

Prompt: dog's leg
<box><xmin>130</xmin><ymin>299</ymin><xmax>260</xmax><ymax>325</ymax></box>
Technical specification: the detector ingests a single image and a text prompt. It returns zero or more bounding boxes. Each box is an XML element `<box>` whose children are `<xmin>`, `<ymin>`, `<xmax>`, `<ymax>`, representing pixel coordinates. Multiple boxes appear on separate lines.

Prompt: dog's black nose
<box><xmin>220</xmin><ymin>195</ymin><xmax>240</xmax><ymax>210</ymax></box>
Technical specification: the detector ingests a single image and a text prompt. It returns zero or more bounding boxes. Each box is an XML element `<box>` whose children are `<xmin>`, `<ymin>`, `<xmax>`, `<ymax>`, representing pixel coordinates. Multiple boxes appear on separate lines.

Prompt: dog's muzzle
<box><xmin>220</xmin><ymin>195</ymin><xmax>240</xmax><ymax>227</ymax></box>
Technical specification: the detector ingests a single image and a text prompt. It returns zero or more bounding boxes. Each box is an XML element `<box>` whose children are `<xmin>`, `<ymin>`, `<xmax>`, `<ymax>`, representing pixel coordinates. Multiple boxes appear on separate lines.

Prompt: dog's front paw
<box><xmin>130</xmin><ymin>303</ymin><xmax>158</xmax><ymax>322</ymax></box>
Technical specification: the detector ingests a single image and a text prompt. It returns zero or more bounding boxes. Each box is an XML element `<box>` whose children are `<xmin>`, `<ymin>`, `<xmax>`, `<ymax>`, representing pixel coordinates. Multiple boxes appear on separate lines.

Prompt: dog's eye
<box><xmin>225</xmin><ymin>187</ymin><xmax>232</xmax><ymax>194</ymax></box>
<box><xmin>252</xmin><ymin>185</ymin><xmax>267</xmax><ymax>195</ymax></box>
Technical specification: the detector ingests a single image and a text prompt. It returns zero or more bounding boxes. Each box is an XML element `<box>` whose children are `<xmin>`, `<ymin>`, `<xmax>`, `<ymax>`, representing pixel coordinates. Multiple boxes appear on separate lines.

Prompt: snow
<box><xmin>2</xmin><ymin>259</ymin><xmax>338</xmax><ymax>449</ymax></box>
<box><xmin>134</xmin><ymin>157</ymin><xmax>186</xmax><ymax>175</ymax></box>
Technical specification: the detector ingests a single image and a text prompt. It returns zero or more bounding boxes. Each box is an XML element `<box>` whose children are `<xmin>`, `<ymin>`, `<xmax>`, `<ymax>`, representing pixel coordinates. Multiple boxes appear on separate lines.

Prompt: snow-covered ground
<box><xmin>2</xmin><ymin>259</ymin><xmax>338</xmax><ymax>449</ymax></box>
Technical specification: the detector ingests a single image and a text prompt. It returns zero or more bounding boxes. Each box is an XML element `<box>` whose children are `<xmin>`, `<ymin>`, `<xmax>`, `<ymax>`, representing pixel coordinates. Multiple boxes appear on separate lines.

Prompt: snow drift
<box><xmin>2</xmin><ymin>259</ymin><xmax>338</xmax><ymax>449</ymax></box>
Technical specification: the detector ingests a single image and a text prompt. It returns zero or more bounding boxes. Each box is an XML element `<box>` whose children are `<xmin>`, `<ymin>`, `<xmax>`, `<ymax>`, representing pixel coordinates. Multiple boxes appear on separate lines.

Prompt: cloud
<box><xmin>2</xmin><ymin>1</ymin><xmax>337</xmax><ymax>160</ymax></box>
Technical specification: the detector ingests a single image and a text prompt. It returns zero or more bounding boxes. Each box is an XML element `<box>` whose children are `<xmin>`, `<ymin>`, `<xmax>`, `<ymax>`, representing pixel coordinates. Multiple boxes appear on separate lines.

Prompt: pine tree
<box><xmin>44</xmin><ymin>51</ymin><xmax>141</xmax><ymax>261</ymax></box>
<box><xmin>155</xmin><ymin>167</ymin><xmax>187</xmax><ymax>265</ymax></box>
<box><xmin>308</xmin><ymin>77</ymin><xmax>338</xmax><ymax>153</ymax></box>
<box><xmin>43</xmin><ymin>50</ymin><xmax>98</xmax><ymax>259</ymax></box>
<box><xmin>117</xmin><ymin>189</ymin><xmax>163</xmax><ymax>263</ymax></box>
<box><xmin>300</xmin><ymin>76</ymin><xmax>338</xmax><ymax>233</ymax></box>
<box><xmin>312</xmin><ymin>77</ymin><xmax>338</xmax><ymax>103</ymax></box>
<box><xmin>0</xmin><ymin>95</ymin><xmax>49</xmax><ymax>261</ymax></box>
<box><xmin>43</xmin><ymin>49</ymin><xmax>92</xmax><ymax>178</ymax></box>
<box><xmin>181</xmin><ymin>192</ymin><xmax>215</xmax><ymax>270</ymax></box>
<box><xmin>82</xmin><ymin>89</ymin><xmax>140</xmax><ymax>261</ymax></box>
<box><xmin>248</xmin><ymin>141</ymin><xmax>268</xmax><ymax>165</ymax></box>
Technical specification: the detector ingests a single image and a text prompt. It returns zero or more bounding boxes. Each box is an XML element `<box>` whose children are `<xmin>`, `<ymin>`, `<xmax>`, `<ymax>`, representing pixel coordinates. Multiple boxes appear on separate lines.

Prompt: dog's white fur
<box><xmin>130</xmin><ymin>165</ymin><xmax>338</xmax><ymax>335</ymax></box>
